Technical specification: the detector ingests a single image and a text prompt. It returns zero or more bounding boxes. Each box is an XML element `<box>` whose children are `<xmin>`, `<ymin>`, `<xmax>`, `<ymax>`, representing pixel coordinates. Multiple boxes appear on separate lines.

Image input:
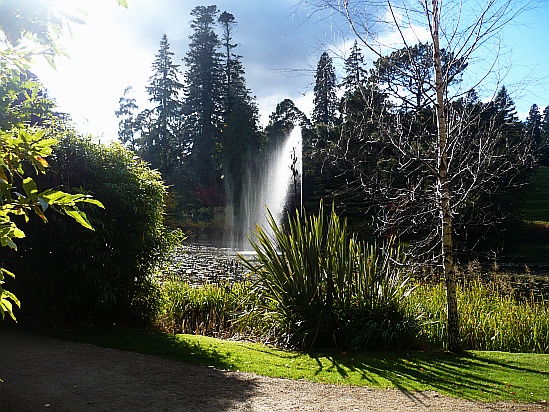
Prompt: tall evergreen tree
<box><xmin>144</xmin><ymin>34</ymin><xmax>183</xmax><ymax>175</ymax></box>
<box><xmin>115</xmin><ymin>86</ymin><xmax>139</xmax><ymax>152</ymax></box>
<box><xmin>491</xmin><ymin>86</ymin><xmax>523</xmax><ymax>145</ymax></box>
<box><xmin>539</xmin><ymin>105</ymin><xmax>549</xmax><ymax>166</ymax></box>
<box><xmin>182</xmin><ymin>5</ymin><xmax>223</xmax><ymax>188</ymax></box>
<box><xmin>217</xmin><ymin>11</ymin><xmax>260</xmax><ymax>211</ymax></box>
<box><xmin>340</xmin><ymin>40</ymin><xmax>369</xmax><ymax>118</ymax></box>
<box><xmin>542</xmin><ymin>105</ymin><xmax>549</xmax><ymax>139</ymax></box>
<box><xmin>312</xmin><ymin>51</ymin><xmax>338</xmax><ymax>126</ymax></box>
<box><xmin>525</xmin><ymin>103</ymin><xmax>542</xmax><ymax>151</ymax></box>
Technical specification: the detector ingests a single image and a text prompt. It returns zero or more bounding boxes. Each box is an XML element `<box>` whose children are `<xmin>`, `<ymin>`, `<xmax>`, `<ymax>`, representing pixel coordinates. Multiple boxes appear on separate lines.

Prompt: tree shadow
<box><xmin>0</xmin><ymin>326</ymin><xmax>260</xmax><ymax>411</ymax></box>
<box><xmin>307</xmin><ymin>348</ymin><xmax>549</xmax><ymax>402</ymax></box>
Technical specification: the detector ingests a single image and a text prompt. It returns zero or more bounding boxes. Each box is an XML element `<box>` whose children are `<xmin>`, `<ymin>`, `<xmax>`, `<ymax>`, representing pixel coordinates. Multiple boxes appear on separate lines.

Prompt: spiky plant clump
<box><xmin>238</xmin><ymin>202</ymin><xmax>416</xmax><ymax>350</ymax></box>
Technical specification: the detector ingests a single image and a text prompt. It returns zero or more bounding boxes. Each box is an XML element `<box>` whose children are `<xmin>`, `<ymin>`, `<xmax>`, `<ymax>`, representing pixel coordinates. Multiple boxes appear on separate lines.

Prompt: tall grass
<box><xmin>156</xmin><ymin>275</ymin><xmax>549</xmax><ymax>353</ymax></box>
<box><xmin>408</xmin><ymin>278</ymin><xmax>549</xmax><ymax>353</ymax></box>
<box><xmin>157</xmin><ymin>280</ymin><xmax>249</xmax><ymax>336</ymax></box>
<box><xmin>238</xmin><ymin>203</ymin><xmax>416</xmax><ymax>350</ymax></box>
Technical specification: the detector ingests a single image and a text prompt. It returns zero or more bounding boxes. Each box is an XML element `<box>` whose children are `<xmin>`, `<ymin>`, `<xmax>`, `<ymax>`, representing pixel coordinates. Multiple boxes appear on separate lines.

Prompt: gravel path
<box><xmin>1</xmin><ymin>328</ymin><xmax>547</xmax><ymax>412</ymax></box>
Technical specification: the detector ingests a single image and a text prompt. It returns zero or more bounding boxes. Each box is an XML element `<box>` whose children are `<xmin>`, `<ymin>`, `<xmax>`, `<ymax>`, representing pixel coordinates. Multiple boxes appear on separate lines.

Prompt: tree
<box><xmin>525</xmin><ymin>104</ymin><xmax>542</xmax><ymax>150</ymax></box>
<box><xmin>217</xmin><ymin>11</ymin><xmax>261</xmax><ymax>228</ymax></box>
<box><xmin>8</xmin><ymin>135</ymin><xmax>180</xmax><ymax>326</ymax></box>
<box><xmin>541</xmin><ymin>105</ymin><xmax>549</xmax><ymax>166</ymax></box>
<box><xmin>370</xmin><ymin>42</ymin><xmax>467</xmax><ymax>111</ymax></box>
<box><xmin>340</xmin><ymin>40</ymin><xmax>370</xmax><ymax>119</ymax></box>
<box><xmin>312</xmin><ymin>51</ymin><xmax>338</xmax><ymax>126</ymax></box>
<box><xmin>182</xmin><ymin>5</ymin><xmax>223</xmax><ymax>188</ymax></box>
<box><xmin>308</xmin><ymin>0</ymin><xmax>532</xmax><ymax>352</ymax></box>
<box><xmin>115</xmin><ymin>86</ymin><xmax>140</xmax><ymax>152</ymax></box>
<box><xmin>144</xmin><ymin>34</ymin><xmax>183</xmax><ymax>176</ymax></box>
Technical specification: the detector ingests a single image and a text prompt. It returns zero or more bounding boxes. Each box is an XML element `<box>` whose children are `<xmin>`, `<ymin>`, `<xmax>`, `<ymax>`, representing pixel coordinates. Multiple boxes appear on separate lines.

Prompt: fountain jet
<box><xmin>226</xmin><ymin>127</ymin><xmax>302</xmax><ymax>251</ymax></box>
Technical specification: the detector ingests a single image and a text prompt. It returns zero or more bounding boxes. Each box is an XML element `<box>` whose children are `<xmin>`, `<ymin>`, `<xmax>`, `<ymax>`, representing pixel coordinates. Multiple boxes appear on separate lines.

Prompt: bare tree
<box><xmin>307</xmin><ymin>0</ymin><xmax>534</xmax><ymax>352</ymax></box>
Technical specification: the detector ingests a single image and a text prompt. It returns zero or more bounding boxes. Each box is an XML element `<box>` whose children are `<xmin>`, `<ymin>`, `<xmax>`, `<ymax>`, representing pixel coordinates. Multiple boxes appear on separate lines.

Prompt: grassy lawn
<box><xmin>45</xmin><ymin>328</ymin><xmax>549</xmax><ymax>404</ymax></box>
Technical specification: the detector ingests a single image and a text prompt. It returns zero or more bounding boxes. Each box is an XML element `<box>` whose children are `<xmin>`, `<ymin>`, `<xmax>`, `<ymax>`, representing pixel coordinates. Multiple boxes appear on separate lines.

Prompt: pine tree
<box><xmin>341</xmin><ymin>41</ymin><xmax>368</xmax><ymax>96</ymax></box>
<box><xmin>312</xmin><ymin>51</ymin><xmax>338</xmax><ymax>126</ymax></box>
<box><xmin>217</xmin><ymin>11</ymin><xmax>260</xmax><ymax>208</ymax></box>
<box><xmin>525</xmin><ymin>103</ymin><xmax>542</xmax><ymax>151</ymax></box>
<box><xmin>539</xmin><ymin>105</ymin><xmax>549</xmax><ymax>166</ymax></box>
<box><xmin>115</xmin><ymin>86</ymin><xmax>139</xmax><ymax>152</ymax></box>
<box><xmin>492</xmin><ymin>86</ymin><xmax>523</xmax><ymax>145</ymax></box>
<box><xmin>182</xmin><ymin>5</ymin><xmax>223</xmax><ymax>188</ymax></box>
<box><xmin>144</xmin><ymin>34</ymin><xmax>183</xmax><ymax>175</ymax></box>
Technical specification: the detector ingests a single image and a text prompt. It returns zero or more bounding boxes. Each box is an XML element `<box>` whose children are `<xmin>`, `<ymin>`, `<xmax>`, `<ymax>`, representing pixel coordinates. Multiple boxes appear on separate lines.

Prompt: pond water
<box><xmin>162</xmin><ymin>244</ymin><xmax>248</xmax><ymax>285</ymax></box>
<box><xmin>162</xmin><ymin>244</ymin><xmax>549</xmax><ymax>300</ymax></box>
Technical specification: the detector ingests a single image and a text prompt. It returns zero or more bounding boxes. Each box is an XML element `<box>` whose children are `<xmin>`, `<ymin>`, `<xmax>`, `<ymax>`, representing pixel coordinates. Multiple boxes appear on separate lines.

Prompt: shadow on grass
<box><xmin>309</xmin><ymin>349</ymin><xmax>549</xmax><ymax>402</ymax></box>
<box><xmin>10</xmin><ymin>325</ymin><xmax>548</xmax><ymax>404</ymax></box>
<box><xmin>0</xmin><ymin>325</ymin><xmax>260</xmax><ymax>412</ymax></box>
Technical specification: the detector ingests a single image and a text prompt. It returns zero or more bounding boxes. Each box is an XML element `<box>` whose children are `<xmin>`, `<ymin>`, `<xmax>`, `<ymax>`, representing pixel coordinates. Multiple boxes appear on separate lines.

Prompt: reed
<box><xmin>409</xmin><ymin>278</ymin><xmax>549</xmax><ymax>353</ymax></box>
<box><xmin>158</xmin><ymin>280</ymin><xmax>249</xmax><ymax>336</ymax></box>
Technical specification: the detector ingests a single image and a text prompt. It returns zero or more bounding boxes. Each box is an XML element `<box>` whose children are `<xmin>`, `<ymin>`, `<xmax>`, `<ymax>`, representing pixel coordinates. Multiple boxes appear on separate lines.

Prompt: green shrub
<box><xmin>8</xmin><ymin>134</ymin><xmax>182</xmax><ymax>326</ymax></box>
<box><xmin>238</xmin><ymin>202</ymin><xmax>416</xmax><ymax>350</ymax></box>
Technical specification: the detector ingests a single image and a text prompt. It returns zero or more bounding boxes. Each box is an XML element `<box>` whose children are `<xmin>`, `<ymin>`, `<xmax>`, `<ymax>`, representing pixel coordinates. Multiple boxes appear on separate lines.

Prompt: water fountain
<box><xmin>228</xmin><ymin>126</ymin><xmax>302</xmax><ymax>251</ymax></box>
<box><xmin>167</xmin><ymin>126</ymin><xmax>302</xmax><ymax>284</ymax></box>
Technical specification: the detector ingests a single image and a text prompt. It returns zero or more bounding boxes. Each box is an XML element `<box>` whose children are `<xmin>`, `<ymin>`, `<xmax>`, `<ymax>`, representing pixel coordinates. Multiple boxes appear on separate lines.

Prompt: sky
<box><xmin>32</xmin><ymin>0</ymin><xmax>549</xmax><ymax>143</ymax></box>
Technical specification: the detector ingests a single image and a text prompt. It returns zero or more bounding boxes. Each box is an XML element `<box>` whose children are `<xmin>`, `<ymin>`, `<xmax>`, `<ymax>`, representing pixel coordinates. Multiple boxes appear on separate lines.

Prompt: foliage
<box><xmin>158</xmin><ymin>279</ymin><xmax>249</xmax><ymax>336</ymax></box>
<box><xmin>7</xmin><ymin>134</ymin><xmax>182</xmax><ymax>326</ymax></box>
<box><xmin>408</xmin><ymin>275</ymin><xmax>549</xmax><ymax>353</ymax></box>
<box><xmin>142</xmin><ymin>34</ymin><xmax>184</xmax><ymax>176</ymax></box>
<box><xmin>238</xmin><ymin>203</ymin><xmax>415</xmax><ymax>350</ymax></box>
<box><xmin>0</xmin><ymin>126</ymin><xmax>103</xmax><ymax>321</ymax></box>
<box><xmin>0</xmin><ymin>0</ymin><xmax>128</xmax><ymax>324</ymax></box>
<box><xmin>312</xmin><ymin>51</ymin><xmax>338</xmax><ymax>126</ymax></box>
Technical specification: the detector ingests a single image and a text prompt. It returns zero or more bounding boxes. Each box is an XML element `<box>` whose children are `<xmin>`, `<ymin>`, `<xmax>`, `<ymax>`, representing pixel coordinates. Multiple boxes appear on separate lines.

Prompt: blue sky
<box><xmin>33</xmin><ymin>0</ymin><xmax>549</xmax><ymax>142</ymax></box>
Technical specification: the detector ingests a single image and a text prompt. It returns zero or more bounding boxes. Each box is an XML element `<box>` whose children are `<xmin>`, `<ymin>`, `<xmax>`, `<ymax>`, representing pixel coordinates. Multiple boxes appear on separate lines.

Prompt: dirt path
<box><xmin>0</xmin><ymin>328</ymin><xmax>547</xmax><ymax>412</ymax></box>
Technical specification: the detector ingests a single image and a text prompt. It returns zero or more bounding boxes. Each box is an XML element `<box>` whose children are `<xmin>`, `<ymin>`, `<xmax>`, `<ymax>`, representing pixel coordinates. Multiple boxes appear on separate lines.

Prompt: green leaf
<box><xmin>22</xmin><ymin>177</ymin><xmax>38</xmax><ymax>200</ymax></box>
<box><xmin>64</xmin><ymin>209</ymin><xmax>94</xmax><ymax>231</ymax></box>
<box><xmin>116</xmin><ymin>0</ymin><xmax>129</xmax><ymax>7</ymax></box>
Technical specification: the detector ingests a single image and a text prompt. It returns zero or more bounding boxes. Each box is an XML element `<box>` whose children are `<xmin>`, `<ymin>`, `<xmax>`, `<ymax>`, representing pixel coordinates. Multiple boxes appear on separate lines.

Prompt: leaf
<box><xmin>64</xmin><ymin>209</ymin><xmax>94</xmax><ymax>231</ymax></box>
<box><xmin>33</xmin><ymin>155</ymin><xmax>49</xmax><ymax>169</ymax></box>
<box><xmin>22</xmin><ymin>177</ymin><xmax>38</xmax><ymax>199</ymax></box>
<box><xmin>116</xmin><ymin>0</ymin><xmax>129</xmax><ymax>7</ymax></box>
<box><xmin>1</xmin><ymin>267</ymin><xmax>15</xmax><ymax>279</ymax></box>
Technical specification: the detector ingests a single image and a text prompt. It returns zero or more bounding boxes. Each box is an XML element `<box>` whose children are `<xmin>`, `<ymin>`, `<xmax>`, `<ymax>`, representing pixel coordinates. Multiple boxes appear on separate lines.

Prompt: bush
<box><xmin>8</xmin><ymin>133</ymin><xmax>182</xmax><ymax>326</ymax></box>
<box><xmin>238</xmin><ymin>202</ymin><xmax>416</xmax><ymax>350</ymax></box>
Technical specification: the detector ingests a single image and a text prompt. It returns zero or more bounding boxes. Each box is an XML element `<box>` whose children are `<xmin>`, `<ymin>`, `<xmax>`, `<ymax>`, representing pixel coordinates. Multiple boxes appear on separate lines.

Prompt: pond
<box><xmin>161</xmin><ymin>244</ymin><xmax>549</xmax><ymax>300</ymax></box>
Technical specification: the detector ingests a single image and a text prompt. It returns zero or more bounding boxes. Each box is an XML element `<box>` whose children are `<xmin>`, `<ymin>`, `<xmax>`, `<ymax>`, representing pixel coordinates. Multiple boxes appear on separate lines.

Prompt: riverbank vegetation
<box><xmin>156</xmin><ymin>206</ymin><xmax>549</xmax><ymax>354</ymax></box>
<box><xmin>157</xmin><ymin>274</ymin><xmax>549</xmax><ymax>354</ymax></box>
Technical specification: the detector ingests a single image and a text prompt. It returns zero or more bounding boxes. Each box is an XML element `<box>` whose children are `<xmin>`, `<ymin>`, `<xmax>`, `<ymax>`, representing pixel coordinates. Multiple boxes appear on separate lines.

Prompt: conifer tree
<box><xmin>340</xmin><ymin>40</ymin><xmax>369</xmax><ymax>118</ymax></box>
<box><xmin>144</xmin><ymin>34</ymin><xmax>183</xmax><ymax>175</ymax></box>
<box><xmin>539</xmin><ymin>105</ymin><xmax>549</xmax><ymax>166</ymax></box>
<box><xmin>492</xmin><ymin>86</ymin><xmax>523</xmax><ymax>145</ymax></box>
<box><xmin>217</xmin><ymin>11</ymin><xmax>260</xmax><ymax>210</ymax></box>
<box><xmin>115</xmin><ymin>86</ymin><xmax>139</xmax><ymax>152</ymax></box>
<box><xmin>312</xmin><ymin>51</ymin><xmax>338</xmax><ymax>126</ymax></box>
<box><xmin>182</xmin><ymin>5</ymin><xmax>223</xmax><ymax>188</ymax></box>
<box><xmin>525</xmin><ymin>103</ymin><xmax>542</xmax><ymax>151</ymax></box>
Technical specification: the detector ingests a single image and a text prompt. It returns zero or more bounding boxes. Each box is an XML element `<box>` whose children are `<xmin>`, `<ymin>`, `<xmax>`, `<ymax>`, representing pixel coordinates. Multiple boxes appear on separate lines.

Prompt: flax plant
<box><xmin>238</xmin><ymin>202</ymin><xmax>416</xmax><ymax>349</ymax></box>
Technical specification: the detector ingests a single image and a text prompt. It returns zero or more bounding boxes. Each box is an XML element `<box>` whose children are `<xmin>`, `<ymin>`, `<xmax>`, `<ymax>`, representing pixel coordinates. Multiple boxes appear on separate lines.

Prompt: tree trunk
<box><xmin>431</xmin><ymin>0</ymin><xmax>461</xmax><ymax>352</ymax></box>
